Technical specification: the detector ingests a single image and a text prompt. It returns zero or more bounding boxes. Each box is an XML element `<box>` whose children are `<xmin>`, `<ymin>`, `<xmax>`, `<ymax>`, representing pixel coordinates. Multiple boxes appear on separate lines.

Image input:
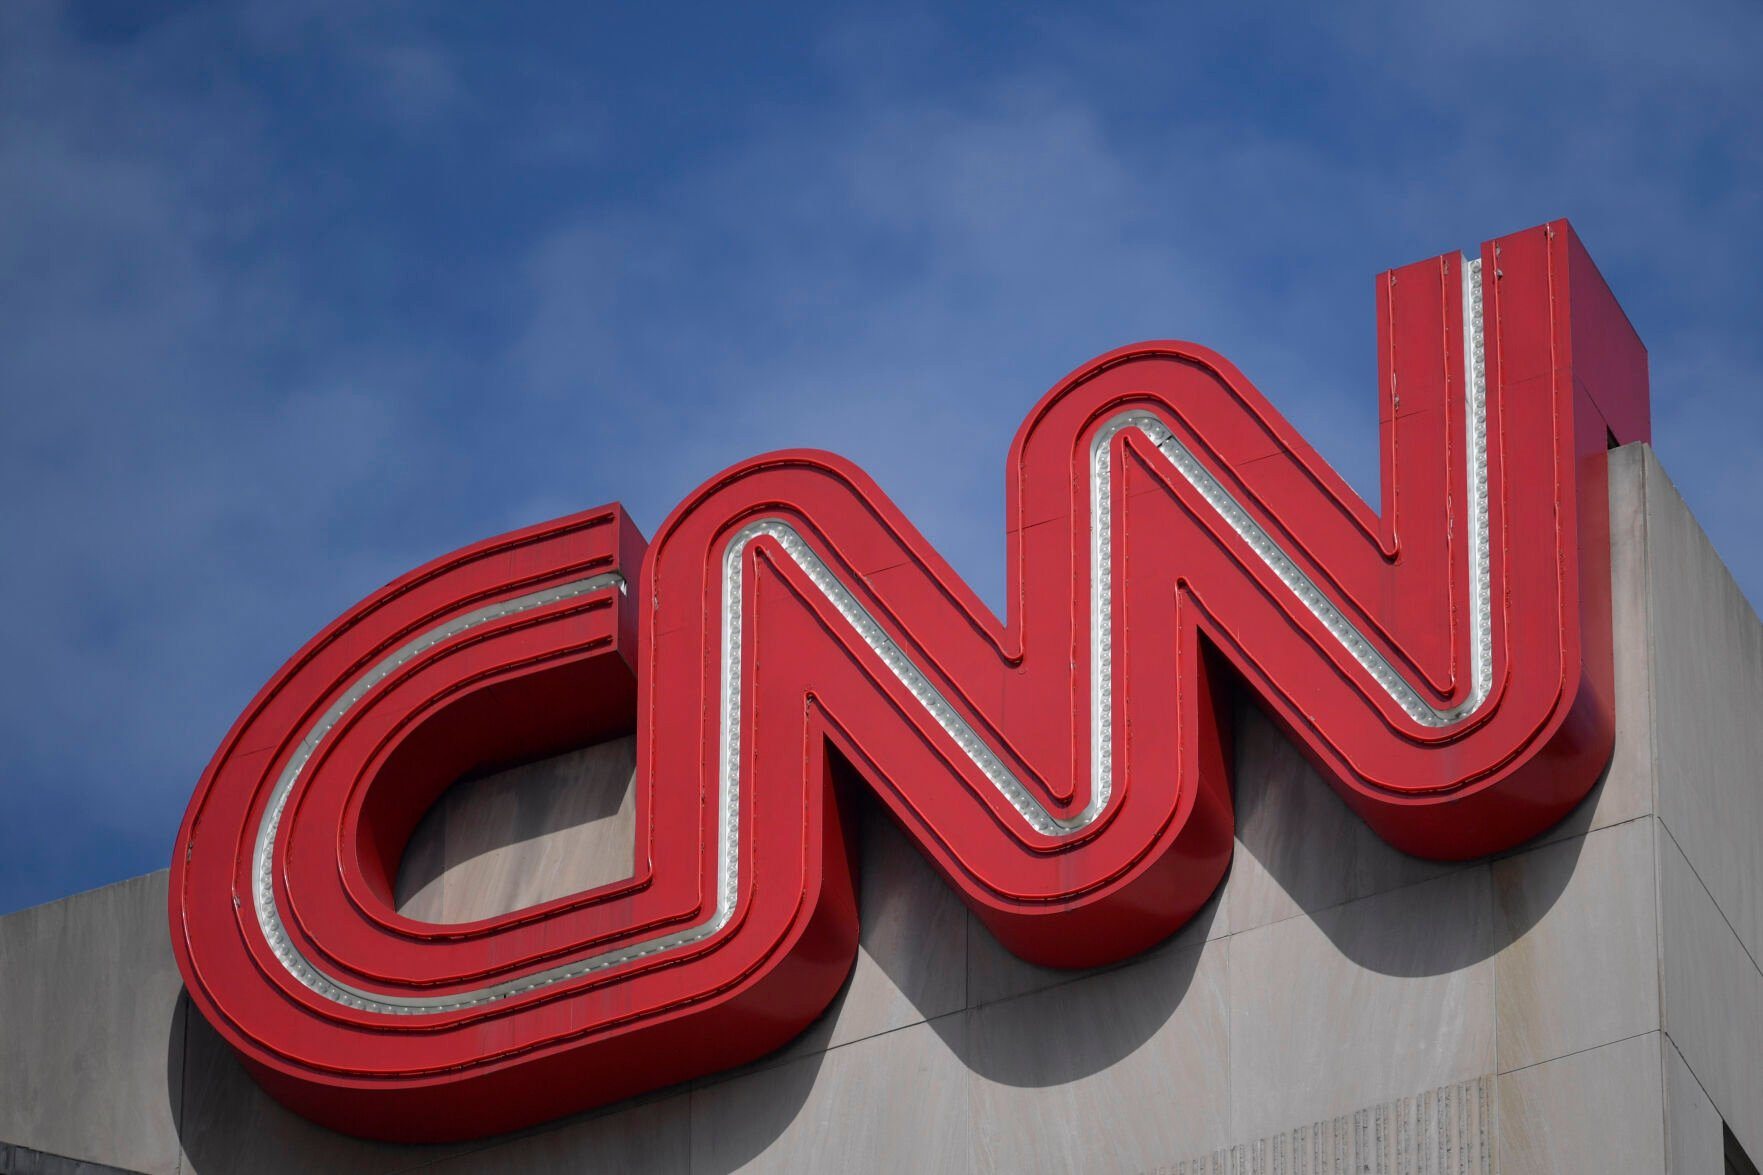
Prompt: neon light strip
<box><xmin>251</xmin><ymin>259</ymin><xmax>1491</xmax><ymax>1013</ymax></box>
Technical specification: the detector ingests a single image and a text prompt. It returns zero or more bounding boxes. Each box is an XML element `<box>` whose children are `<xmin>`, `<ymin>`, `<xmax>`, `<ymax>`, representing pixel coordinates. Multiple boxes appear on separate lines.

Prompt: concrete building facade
<box><xmin>2</xmin><ymin>443</ymin><xmax>1760</xmax><ymax>1171</ymax></box>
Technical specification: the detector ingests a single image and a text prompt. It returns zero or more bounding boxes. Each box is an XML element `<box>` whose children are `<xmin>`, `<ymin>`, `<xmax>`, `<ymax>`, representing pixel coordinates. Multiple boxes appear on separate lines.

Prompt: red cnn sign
<box><xmin>170</xmin><ymin>222</ymin><xmax>1648</xmax><ymax>1141</ymax></box>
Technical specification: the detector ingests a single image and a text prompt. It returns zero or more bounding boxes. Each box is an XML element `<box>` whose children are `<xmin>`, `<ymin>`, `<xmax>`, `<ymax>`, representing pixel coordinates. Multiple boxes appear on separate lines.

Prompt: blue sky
<box><xmin>2</xmin><ymin>1</ymin><xmax>1759</xmax><ymax>914</ymax></box>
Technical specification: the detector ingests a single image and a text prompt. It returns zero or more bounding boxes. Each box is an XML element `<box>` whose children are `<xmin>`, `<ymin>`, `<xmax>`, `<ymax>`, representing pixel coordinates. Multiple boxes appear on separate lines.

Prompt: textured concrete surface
<box><xmin>784</xmin><ymin>788</ymin><xmax>968</xmax><ymax>1056</ymax></box>
<box><xmin>1167</xmin><ymin>1076</ymin><xmax>1496</xmax><ymax>1175</ymax></box>
<box><xmin>1223</xmin><ymin>704</ymin><xmax>1457</xmax><ymax>935</ymax></box>
<box><xmin>1658</xmin><ymin>827</ymin><xmax>1763</xmax><ymax>1167</ymax></box>
<box><xmin>1497</xmin><ymin>1033</ymin><xmax>1665</xmax><ymax>1174</ymax></box>
<box><xmin>1227</xmin><ymin>865</ymin><xmax>1496</xmax><ymax>1141</ymax></box>
<box><xmin>1645</xmin><ymin>450</ymin><xmax>1763</xmax><ymax>973</ymax></box>
<box><xmin>1663</xmin><ymin>1034</ymin><xmax>1722</xmax><ymax>1175</ymax></box>
<box><xmin>0</xmin><ymin>872</ymin><xmax>184</xmax><ymax>1174</ymax></box>
<box><xmin>395</xmin><ymin>735</ymin><xmax>638</xmax><ymax>924</ymax></box>
<box><xmin>3</xmin><ymin>442</ymin><xmax>1760</xmax><ymax>1172</ymax></box>
<box><xmin>1626</xmin><ymin>446</ymin><xmax>1763</xmax><ymax>1169</ymax></box>
<box><xmin>1491</xmin><ymin>817</ymin><xmax>1659</xmax><ymax>1074</ymax></box>
<box><xmin>957</xmin><ymin>940</ymin><xmax>1231</xmax><ymax>1168</ymax></box>
<box><xmin>0</xmin><ymin>1140</ymin><xmax>144</xmax><ymax>1174</ymax></box>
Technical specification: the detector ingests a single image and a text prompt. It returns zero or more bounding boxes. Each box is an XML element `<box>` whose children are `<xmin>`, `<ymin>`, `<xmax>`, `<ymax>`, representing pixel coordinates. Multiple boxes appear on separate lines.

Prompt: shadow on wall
<box><xmin>394</xmin><ymin>737</ymin><xmax>638</xmax><ymax>923</ymax></box>
<box><xmin>899</xmin><ymin>688</ymin><xmax>1589</xmax><ymax>1093</ymax></box>
<box><xmin>167</xmin><ymin>680</ymin><xmax>1595</xmax><ymax>1173</ymax></box>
